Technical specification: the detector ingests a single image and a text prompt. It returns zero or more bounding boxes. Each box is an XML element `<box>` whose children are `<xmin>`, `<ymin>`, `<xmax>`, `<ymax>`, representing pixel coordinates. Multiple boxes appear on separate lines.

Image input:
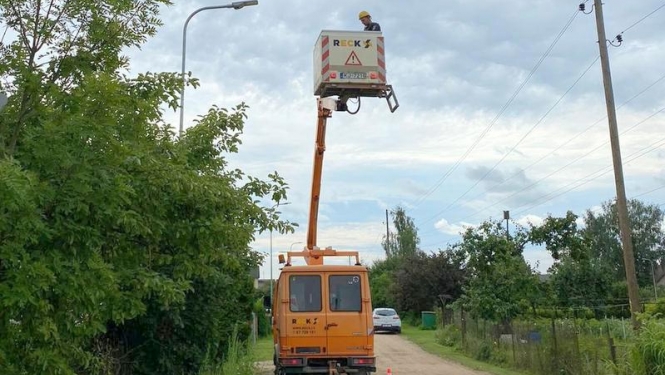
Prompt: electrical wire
<box><xmin>1</xmin><ymin>24</ymin><xmax>8</xmax><ymax>44</ymax></box>
<box><xmin>408</xmin><ymin>7</ymin><xmax>581</xmax><ymax>210</ymax></box>
<box><xmin>417</xmin><ymin>55</ymin><xmax>601</xmax><ymax>227</ymax></box>
<box><xmin>633</xmin><ymin>185</ymin><xmax>665</xmax><ymax>199</ymax></box>
<box><xmin>416</xmin><ymin>74</ymin><xmax>665</xmax><ymax>240</ymax></box>
<box><xmin>512</xmin><ymin>137</ymin><xmax>665</xmax><ymax>216</ymax></box>
<box><xmin>459</xmin><ymin>105</ymin><xmax>665</xmax><ymax>221</ymax></box>
<box><xmin>456</xmin><ymin>72</ymin><xmax>665</xmax><ymax>209</ymax></box>
<box><xmin>414</xmin><ymin>2</ymin><xmax>665</xmax><ymax>228</ymax></box>
<box><xmin>619</xmin><ymin>2</ymin><xmax>665</xmax><ymax>36</ymax></box>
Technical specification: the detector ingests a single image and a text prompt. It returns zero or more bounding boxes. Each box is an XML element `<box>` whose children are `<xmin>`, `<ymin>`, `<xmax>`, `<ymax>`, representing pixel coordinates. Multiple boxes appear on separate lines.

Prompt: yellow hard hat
<box><xmin>358</xmin><ymin>10</ymin><xmax>370</xmax><ymax>19</ymax></box>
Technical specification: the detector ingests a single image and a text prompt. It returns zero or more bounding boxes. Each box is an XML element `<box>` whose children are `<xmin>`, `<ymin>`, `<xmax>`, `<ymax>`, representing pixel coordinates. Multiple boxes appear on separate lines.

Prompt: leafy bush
<box><xmin>254</xmin><ymin>299</ymin><xmax>272</xmax><ymax>337</ymax></box>
<box><xmin>644</xmin><ymin>298</ymin><xmax>665</xmax><ymax>318</ymax></box>
<box><xmin>436</xmin><ymin>324</ymin><xmax>462</xmax><ymax>347</ymax></box>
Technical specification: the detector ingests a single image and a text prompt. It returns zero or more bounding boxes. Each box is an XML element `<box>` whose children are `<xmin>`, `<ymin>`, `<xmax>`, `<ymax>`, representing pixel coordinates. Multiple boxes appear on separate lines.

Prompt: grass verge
<box><xmin>253</xmin><ymin>335</ymin><xmax>273</xmax><ymax>362</ymax></box>
<box><xmin>400</xmin><ymin>325</ymin><xmax>527</xmax><ymax>375</ymax></box>
<box><xmin>199</xmin><ymin>329</ymin><xmax>275</xmax><ymax>375</ymax></box>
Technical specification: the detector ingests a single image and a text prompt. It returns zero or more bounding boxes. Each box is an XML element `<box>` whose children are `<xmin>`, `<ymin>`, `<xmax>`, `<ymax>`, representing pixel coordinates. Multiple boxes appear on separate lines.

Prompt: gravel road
<box><xmin>256</xmin><ymin>333</ymin><xmax>491</xmax><ymax>374</ymax></box>
<box><xmin>373</xmin><ymin>333</ymin><xmax>490</xmax><ymax>375</ymax></box>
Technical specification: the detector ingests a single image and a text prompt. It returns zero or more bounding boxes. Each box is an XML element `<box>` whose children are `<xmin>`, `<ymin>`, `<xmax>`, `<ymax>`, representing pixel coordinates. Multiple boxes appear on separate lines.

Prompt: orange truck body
<box><xmin>268</xmin><ymin>101</ymin><xmax>377</xmax><ymax>374</ymax></box>
<box><xmin>271</xmin><ymin>263</ymin><xmax>376</xmax><ymax>374</ymax></box>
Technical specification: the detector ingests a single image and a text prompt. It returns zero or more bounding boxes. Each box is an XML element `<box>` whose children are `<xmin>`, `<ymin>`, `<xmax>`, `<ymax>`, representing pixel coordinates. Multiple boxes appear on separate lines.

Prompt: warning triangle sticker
<box><xmin>344</xmin><ymin>51</ymin><xmax>362</xmax><ymax>66</ymax></box>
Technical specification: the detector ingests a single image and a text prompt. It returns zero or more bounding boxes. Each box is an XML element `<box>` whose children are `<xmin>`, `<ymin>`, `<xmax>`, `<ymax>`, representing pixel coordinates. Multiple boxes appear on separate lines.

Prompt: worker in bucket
<box><xmin>358</xmin><ymin>11</ymin><xmax>381</xmax><ymax>31</ymax></box>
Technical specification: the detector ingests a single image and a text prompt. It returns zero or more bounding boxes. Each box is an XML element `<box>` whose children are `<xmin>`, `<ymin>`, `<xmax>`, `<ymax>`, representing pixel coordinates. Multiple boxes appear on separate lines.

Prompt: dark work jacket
<box><xmin>364</xmin><ymin>22</ymin><xmax>381</xmax><ymax>31</ymax></box>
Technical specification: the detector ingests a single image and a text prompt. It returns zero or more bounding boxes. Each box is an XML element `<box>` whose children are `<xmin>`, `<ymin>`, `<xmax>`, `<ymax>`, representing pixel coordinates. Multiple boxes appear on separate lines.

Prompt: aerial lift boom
<box><xmin>280</xmin><ymin>29</ymin><xmax>398</xmax><ymax>268</ymax></box>
<box><xmin>285</xmin><ymin>98</ymin><xmax>362</xmax><ymax>266</ymax></box>
<box><xmin>272</xmin><ymin>29</ymin><xmax>399</xmax><ymax>375</ymax></box>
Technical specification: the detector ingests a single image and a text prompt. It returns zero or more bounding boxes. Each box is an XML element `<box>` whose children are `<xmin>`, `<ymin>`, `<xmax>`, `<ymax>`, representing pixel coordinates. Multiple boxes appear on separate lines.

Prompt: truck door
<box><xmin>284</xmin><ymin>274</ymin><xmax>327</xmax><ymax>357</ymax></box>
<box><xmin>325</xmin><ymin>273</ymin><xmax>371</xmax><ymax>356</ymax></box>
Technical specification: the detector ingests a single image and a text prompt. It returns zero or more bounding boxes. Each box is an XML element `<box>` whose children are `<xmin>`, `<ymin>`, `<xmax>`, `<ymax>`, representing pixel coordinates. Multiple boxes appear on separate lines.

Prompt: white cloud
<box><xmin>524</xmin><ymin>246</ymin><xmax>554</xmax><ymax>274</ymax></box>
<box><xmin>516</xmin><ymin>214</ymin><xmax>544</xmax><ymax>227</ymax></box>
<box><xmin>434</xmin><ymin>218</ymin><xmax>476</xmax><ymax>236</ymax></box>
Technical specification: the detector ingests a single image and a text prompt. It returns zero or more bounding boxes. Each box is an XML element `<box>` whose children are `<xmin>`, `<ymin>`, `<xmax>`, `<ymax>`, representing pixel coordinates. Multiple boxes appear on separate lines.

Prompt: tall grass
<box><xmin>199</xmin><ymin>325</ymin><xmax>258</xmax><ymax>375</ymax></box>
<box><xmin>608</xmin><ymin>318</ymin><xmax>665</xmax><ymax>375</ymax></box>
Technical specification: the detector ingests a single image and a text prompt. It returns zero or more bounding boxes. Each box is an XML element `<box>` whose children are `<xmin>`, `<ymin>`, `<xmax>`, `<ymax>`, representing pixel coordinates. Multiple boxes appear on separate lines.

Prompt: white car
<box><xmin>372</xmin><ymin>307</ymin><xmax>401</xmax><ymax>334</ymax></box>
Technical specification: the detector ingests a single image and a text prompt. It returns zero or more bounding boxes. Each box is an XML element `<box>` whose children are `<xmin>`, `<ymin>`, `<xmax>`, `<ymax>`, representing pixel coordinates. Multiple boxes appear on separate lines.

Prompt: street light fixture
<box><xmin>269</xmin><ymin>201</ymin><xmax>290</xmax><ymax>300</ymax></box>
<box><xmin>290</xmin><ymin>241</ymin><xmax>303</xmax><ymax>251</ymax></box>
<box><xmin>179</xmin><ymin>1</ymin><xmax>259</xmax><ymax>136</ymax></box>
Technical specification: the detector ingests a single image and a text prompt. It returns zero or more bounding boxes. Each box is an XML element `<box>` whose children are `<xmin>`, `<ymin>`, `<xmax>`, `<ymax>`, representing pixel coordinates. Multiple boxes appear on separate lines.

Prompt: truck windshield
<box><xmin>329</xmin><ymin>275</ymin><xmax>362</xmax><ymax>312</ymax></box>
<box><xmin>289</xmin><ymin>275</ymin><xmax>321</xmax><ymax>312</ymax></box>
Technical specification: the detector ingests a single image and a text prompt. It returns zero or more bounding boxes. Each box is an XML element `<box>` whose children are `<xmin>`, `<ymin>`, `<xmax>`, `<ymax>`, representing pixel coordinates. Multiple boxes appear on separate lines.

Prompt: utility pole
<box><xmin>592</xmin><ymin>0</ymin><xmax>641</xmax><ymax>330</ymax></box>
<box><xmin>385</xmin><ymin>209</ymin><xmax>390</xmax><ymax>256</ymax></box>
<box><xmin>652</xmin><ymin>260</ymin><xmax>658</xmax><ymax>300</ymax></box>
<box><xmin>503</xmin><ymin>210</ymin><xmax>510</xmax><ymax>240</ymax></box>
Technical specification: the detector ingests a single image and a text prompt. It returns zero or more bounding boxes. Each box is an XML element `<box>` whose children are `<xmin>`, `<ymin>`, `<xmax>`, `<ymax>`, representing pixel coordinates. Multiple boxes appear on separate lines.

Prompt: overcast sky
<box><xmin>126</xmin><ymin>0</ymin><xmax>665</xmax><ymax>278</ymax></box>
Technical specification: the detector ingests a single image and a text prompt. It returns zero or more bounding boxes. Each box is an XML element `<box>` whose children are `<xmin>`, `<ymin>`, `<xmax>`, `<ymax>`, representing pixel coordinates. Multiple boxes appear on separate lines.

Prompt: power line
<box><xmin>1</xmin><ymin>24</ymin><xmax>8</xmax><ymax>44</ymax></box>
<box><xmin>512</xmin><ymin>137</ymin><xmax>665</xmax><ymax>216</ymax></box>
<box><xmin>409</xmin><ymin>7</ymin><xmax>581</xmax><ymax>209</ymax></box>
<box><xmin>619</xmin><ymin>2</ymin><xmax>665</xmax><ymax>36</ymax></box>
<box><xmin>633</xmin><ymin>185</ymin><xmax>665</xmax><ymax>199</ymax></box>
<box><xmin>459</xmin><ymin>105</ymin><xmax>665</xmax><ymax>221</ymax></box>
<box><xmin>413</xmin><ymin>3</ymin><xmax>665</xmax><ymax>230</ymax></box>
<box><xmin>418</xmin><ymin>55</ymin><xmax>601</xmax><ymax>227</ymax></box>
<box><xmin>416</xmin><ymin>75</ymin><xmax>665</xmax><ymax>239</ymax></box>
<box><xmin>455</xmin><ymin>72</ymin><xmax>665</xmax><ymax>215</ymax></box>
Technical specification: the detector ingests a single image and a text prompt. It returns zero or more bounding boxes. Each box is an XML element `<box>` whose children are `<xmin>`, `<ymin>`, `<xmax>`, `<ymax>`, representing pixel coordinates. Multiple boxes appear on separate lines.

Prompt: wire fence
<box><xmin>438</xmin><ymin>307</ymin><xmax>637</xmax><ymax>375</ymax></box>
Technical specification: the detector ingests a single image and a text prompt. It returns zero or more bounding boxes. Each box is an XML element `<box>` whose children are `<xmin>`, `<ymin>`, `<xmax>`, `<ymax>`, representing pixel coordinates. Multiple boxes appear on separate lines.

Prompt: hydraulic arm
<box><xmin>305</xmin><ymin>100</ymin><xmax>331</xmax><ymax>252</ymax></box>
<box><xmin>282</xmin><ymin>98</ymin><xmax>361</xmax><ymax>267</ymax></box>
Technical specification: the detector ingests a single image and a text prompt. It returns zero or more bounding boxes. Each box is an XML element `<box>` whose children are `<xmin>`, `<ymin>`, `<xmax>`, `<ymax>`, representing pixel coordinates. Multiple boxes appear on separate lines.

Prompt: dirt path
<box><xmin>255</xmin><ymin>333</ymin><xmax>491</xmax><ymax>375</ymax></box>
<box><xmin>374</xmin><ymin>333</ymin><xmax>490</xmax><ymax>375</ymax></box>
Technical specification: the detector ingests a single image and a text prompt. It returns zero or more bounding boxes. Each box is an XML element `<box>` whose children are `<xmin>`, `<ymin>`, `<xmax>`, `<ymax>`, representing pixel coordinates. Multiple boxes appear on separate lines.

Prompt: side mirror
<box><xmin>263</xmin><ymin>295</ymin><xmax>271</xmax><ymax>309</ymax></box>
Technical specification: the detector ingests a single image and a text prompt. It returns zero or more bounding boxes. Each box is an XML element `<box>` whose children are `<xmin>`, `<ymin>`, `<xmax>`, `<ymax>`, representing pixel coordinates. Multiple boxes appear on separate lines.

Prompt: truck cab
<box><xmin>270</xmin><ymin>263</ymin><xmax>376</xmax><ymax>374</ymax></box>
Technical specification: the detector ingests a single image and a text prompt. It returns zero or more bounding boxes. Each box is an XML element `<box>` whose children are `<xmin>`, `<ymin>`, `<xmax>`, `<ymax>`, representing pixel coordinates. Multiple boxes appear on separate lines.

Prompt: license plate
<box><xmin>382</xmin><ymin>324</ymin><xmax>391</xmax><ymax>327</ymax></box>
<box><xmin>339</xmin><ymin>72</ymin><xmax>367</xmax><ymax>80</ymax></box>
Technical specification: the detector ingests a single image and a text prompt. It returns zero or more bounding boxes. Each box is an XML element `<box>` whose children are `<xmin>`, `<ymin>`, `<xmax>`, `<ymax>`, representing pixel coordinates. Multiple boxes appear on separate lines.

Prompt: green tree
<box><xmin>548</xmin><ymin>256</ymin><xmax>613</xmax><ymax>312</ymax></box>
<box><xmin>0</xmin><ymin>1</ymin><xmax>294</xmax><ymax>374</ymax></box>
<box><xmin>382</xmin><ymin>206</ymin><xmax>419</xmax><ymax>258</ymax></box>
<box><xmin>529</xmin><ymin>211</ymin><xmax>612</xmax><ymax>312</ymax></box>
<box><xmin>456</xmin><ymin>220</ymin><xmax>539</xmax><ymax>322</ymax></box>
<box><xmin>583</xmin><ymin>199</ymin><xmax>665</xmax><ymax>287</ymax></box>
<box><xmin>368</xmin><ymin>256</ymin><xmax>400</xmax><ymax>309</ymax></box>
<box><xmin>529</xmin><ymin>210</ymin><xmax>587</xmax><ymax>261</ymax></box>
<box><xmin>391</xmin><ymin>250</ymin><xmax>466</xmax><ymax>315</ymax></box>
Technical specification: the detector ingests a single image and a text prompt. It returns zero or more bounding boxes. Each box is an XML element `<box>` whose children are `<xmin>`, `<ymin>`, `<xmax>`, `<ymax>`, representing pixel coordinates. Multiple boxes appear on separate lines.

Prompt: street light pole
<box><xmin>269</xmin><ymin>227</ymin><xmax>273</xmax><ymax>295</ymax></box>
<box><xmin>179</xmin><ymin>1</ymin><xmax>259</xmax><ymax>136</ymax></box>
<box><xmin>0</xmin><ymin>92</ymin><xmax>7</xmax><ymax>110</ymax></box>
<box><xmin>652</xmin><ymin>260</ymin><xmax>659</xmax><ymax>300</ymax></box>
<box><xmin>269</xmin><ymin>201</ymin><xmax>290</xmax><ymax>300</ymax></box>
